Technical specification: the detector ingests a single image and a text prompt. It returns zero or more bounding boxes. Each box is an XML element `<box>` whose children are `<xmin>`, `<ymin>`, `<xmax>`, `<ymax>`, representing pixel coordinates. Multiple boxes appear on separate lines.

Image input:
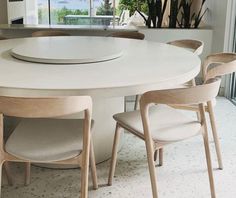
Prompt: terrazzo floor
<box><xmin>2</xmin><ymin>97</ymin><xmax>236</xmax><ymax>198</ymax></box>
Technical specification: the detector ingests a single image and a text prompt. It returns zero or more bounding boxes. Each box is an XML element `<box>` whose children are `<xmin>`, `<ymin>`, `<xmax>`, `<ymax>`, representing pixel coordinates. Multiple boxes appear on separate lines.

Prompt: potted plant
<box><xmin>137</xmin><ymin>0</ymin><xmax>208</xmax><ymax>29</ymax></box>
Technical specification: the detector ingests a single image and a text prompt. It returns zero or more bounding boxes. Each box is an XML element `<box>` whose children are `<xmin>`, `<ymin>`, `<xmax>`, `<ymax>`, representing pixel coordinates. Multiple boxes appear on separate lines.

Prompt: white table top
<box><xmin>0</xmin><ymin>36</ymin><xmax>201</xmax><ymax>97</ymax></box>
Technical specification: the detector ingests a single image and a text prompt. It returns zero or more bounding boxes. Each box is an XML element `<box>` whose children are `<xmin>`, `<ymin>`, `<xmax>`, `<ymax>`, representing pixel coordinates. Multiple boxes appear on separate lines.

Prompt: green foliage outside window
<box><xmin>118</xmin><ymin>0</ymin><xmax>148</xmax><ymax>15</ymax></box>
<box><xmin>96</xmin><ymin>0</ymin><xmax>113</xmax><ymax>15</ymax></box>
<box><xmin>55</xmin><ymin>6</ymin><xmax>88</xmax><ymax>23</ymax></box>
<box><xmin>38</xmin><ymin>6</ymin><xmax>88</xmax><ymax>25</ymax></box>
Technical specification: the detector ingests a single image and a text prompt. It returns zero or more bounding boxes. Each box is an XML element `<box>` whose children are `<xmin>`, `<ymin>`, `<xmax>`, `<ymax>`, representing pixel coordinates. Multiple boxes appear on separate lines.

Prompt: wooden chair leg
<box><xmin>154</xmin><ymin>150</ymin><xmax>158</xmax><ymax>162</ymax></box>
<box><xmin>145</xmin><ymin>140</ymin><xmax>158</xmax><ymax>198</ymax></box>
<box><xmin>154</xmin><ymin>149</ymin><xmax>163</xmax><ymax>167</ymax></box>
<box><xmin>134</xmin><ymin>95</ymin><xmax>141</xmax><ymax>110</ymax></box>
<box><xmin>196</xmin><ymin>111</ymin><xmax>201</xmax><ymax>121</ymax></box>
<box><xmin>108</xmin><ymin>123</ymin><xmax>122</xmax><ymax>186</ymax></box>
<box><xmin>159</xmin><ymin>148</ymin><xmax>163</xmax><ymax>166</ymax></box>
<box><xmin>81</xmin><ymin>147</ymin><xmax>90</xmax><ymax>198</ymax></box>
<box><xmin>3</xmin><ymin>162</ymin><xmax>13</xmax><ymax>186</ymax></box>
<box><xmin>200</xmin><ymin>103</ymin><xmax>216</xmax><ymax>198</ymax></box>
<box><xmin>90</xmin><ymin>139</ymin><xmax>98</xmax><ymax>190</ymax></box>
<box><xmin>207</xmin><ymin>101</ymin><xmax>223</xmax><ymax>170</ymax></box>
<box><xmin>124</xmin><ymin>97</ymin><xmax>127</xmax><ymax>112</ymax></box>
<box><xmin>0</xmin><ymin>162</ymin><xmax>3</xmax><ymax>196</ymax></box>
<box><xmin>202</xmin><ymin>130</ymin><xmax>216</xmax><ymax>198</ymax></box>
<box><xmin>25</xmin><ymin>162</ymin><xmax>31</xmax><ymax>186</ymax></box>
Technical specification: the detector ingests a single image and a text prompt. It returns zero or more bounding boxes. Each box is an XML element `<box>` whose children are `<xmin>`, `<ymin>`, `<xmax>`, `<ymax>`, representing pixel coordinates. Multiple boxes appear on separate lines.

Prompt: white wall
<box><xmin>25</xmin><ymin>0</ymin><xmax>38</xmax><ymax>24</ymax></box>
<box><xmin>209</xmin><ymin>0</ymin><xmax>229</xmax><ymax>53</ymax></box>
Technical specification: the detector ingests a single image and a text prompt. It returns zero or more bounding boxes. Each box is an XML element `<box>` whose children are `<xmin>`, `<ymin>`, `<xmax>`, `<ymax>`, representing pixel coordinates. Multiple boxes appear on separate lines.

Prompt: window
<box><xmin>36</xmin><ymin>0</ymin><xmax>148</xmax><ymax>26</ymax></box>
<box><xmin>230</xmin><ymin>29</ymin><xmax>236</xmax><ymax>103</ymax></box>
<box><xmin>37</xmin><ymin>0</ymin><xmax>115</xmax><ymax>25</ymax></box>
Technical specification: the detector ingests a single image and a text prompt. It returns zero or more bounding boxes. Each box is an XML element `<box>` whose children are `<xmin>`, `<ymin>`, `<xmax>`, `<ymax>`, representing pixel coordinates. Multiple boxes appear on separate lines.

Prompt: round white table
<box><xmin>0</xmin><ymin>36</ymin><xmax>201</xmax><ymax>163</ymax></box>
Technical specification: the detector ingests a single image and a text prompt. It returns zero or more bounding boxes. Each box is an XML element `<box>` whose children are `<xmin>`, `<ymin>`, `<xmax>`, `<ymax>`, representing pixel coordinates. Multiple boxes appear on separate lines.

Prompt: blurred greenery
<box><xmin>38</xmin><ymin>6</ymin><xmax>88</xmax><ymax>24</ymax></box>
<box><xmin>96</xmin><ymin>0</ymin><xmax>113</xmax><ymax>15</ymax></box>
<box><xmin>119</xmin><ymin>0</ymin><xmax>148</xmax><ymax>15</ymax></box>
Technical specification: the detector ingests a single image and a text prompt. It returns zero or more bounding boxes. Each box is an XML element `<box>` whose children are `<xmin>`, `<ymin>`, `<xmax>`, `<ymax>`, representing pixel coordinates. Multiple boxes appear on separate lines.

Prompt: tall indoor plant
<box><xmin>138</xmin><ymin>0</ymin><xmax>207</xmax><ymax>28</ymax></box>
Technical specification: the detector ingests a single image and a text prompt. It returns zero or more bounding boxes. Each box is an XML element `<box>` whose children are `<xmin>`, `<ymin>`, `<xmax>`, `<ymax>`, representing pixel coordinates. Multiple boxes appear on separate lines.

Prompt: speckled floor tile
<box><xmin>2</xmin><ymin>97</ymin><xmax>236</xmax><ymax>198</ymax></box>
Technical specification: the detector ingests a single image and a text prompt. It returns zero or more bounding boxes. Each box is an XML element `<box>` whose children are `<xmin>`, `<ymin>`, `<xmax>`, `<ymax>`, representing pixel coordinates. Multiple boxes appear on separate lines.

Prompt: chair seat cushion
<box><xmin>114</xmin><ymin>105</ymin><xmax>201</xmax><ymax>143</ymax></box>
<box><xmin>5</xmin><ymin>119</ymin><xmax>93</xmax><ymax>162</ymax></box>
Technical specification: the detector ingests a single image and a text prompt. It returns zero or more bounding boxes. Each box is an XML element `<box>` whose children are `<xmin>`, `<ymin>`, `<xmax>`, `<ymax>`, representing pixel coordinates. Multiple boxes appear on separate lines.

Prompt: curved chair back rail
<box><xmin>32</xmin><ymin>30</ymin><xmax>71</xmax><ymax>37</ymax></box>
<box><xmin>0</xmin><ymin>96</ymin><xmax>92</xmax><ymax>118</ymax></box>
<box><xmin>167</xmin><ymin>39</ymin><xmax>204</xmax><ymax>56</ymax></box>
<box><xmin>140</xmin><ymin>77</ymin><xmax>221</xmax><ymax>106</ymax></box>
<box><xmin>108</xmin><ymin>31</ymin><xmax>145</xmax><ymax>40</ymax></box>
<box><xmin>203</xmin><ymin>53</ymin><xmax>236</xmax><ymax>81</ymax></box>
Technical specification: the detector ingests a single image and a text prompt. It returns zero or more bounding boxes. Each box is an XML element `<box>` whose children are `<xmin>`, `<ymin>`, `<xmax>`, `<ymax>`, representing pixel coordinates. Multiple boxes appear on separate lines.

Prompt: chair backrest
<box><xmin>203</xmin><ymin>53</ymin><xmax>236</xmax><ymax>81</ymax></box>
<box><xmin>0</xmin><ymin>96</ymin><xmax>92</xmax><ymax>118</ymax></box>
<box><xmin>167</xmin><ymin>39</ymin><xmax>204</xmax><ymax>56</ymax></box>
<box><xmin>139</xmin><ymin>78</ymin><xmax>221</xmax><ymax>142</ymax></box>
<box><xmin>140</xmin><ymin>77</ymin><xmax>221</xmax><ymax>107</ymax></box>
<box><xmin>32</xmin><ymin>30</ymin><xmax>70</xmax><ymax>37</ymax></box>
<box><xmin>108</xmin><ymin>31</ymin><xmax>145</xmax><ymax>40</ymax></box>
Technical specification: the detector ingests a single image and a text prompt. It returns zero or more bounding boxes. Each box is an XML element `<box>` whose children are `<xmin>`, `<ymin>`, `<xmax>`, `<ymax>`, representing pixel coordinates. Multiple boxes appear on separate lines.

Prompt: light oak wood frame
<box><xmin>0</xmin><ymin>35</ymin><xmax>11</xmax><ymax>185</ymax></box>
<box><xmin>108</xmin><ymin>78</ymin><xmax>221</xmax><ymax>198</ymax></box>
<box><xmin>0</xmin><ymin>96</ymin><xmax>98</xmax><ymax>198</ymax></box>
<box><xmin>31</xmin><ymin>30</ymin><xmax>70</xmax><ymax>37</ymax></box>
<box><xmin>173</xmin><ymin>53</ymin><xmax>236</xmax><ymax>170</ymax></box>
<box><xmin>108</xmin><ymin>31</ymin><xmax>145</xmax><ymax>40</ymax></box>
<box><xmin>167</xmin><ymin>39</ymin><xmax>204</xmax><ymax>56</ymax></box>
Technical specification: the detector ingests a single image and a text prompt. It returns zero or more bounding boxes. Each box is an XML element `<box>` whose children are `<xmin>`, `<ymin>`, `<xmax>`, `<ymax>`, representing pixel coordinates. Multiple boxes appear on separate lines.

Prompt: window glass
<box><xmin>37</xmin><ymin>0</ymin><xmax>49</xmax><ymax>24</ymax></box>
<box><xmin>36</xmin><ymin>0</ymin><xmax>148</xmax><ymax>26</ymax></box>
<box><xmin>50</xmin><ymin>0</ymin><xmax>89</xmax><ymax>25</ymax></box>
<box><xmin>92</xmin><ymin>0</ymin><xmax>115</xmax><ymax>26</ymax></box>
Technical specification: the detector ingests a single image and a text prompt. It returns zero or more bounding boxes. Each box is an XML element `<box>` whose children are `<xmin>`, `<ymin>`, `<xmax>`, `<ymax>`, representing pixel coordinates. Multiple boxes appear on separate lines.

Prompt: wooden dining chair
<box><xmin>108</xmin><ymin>77</ymin><xmax>221</xmax><ymax>198</ymax></box>
<box><xmin>32</xmin><ymin>30</ymin><xmax>70</xmax><ymax>37</ymax></box>
<box><xmin>172</xmin><ymin>53</ymin><xmax>236</xmax><ymax>170</ymax></box>
<box><xmin>147</xmin><ymin>39</ymin><xmax>205</xmax><ymax>164</ymax></box>
<box><xmin>0</xmin><ymin>96</ymin><xmax>98</xmax><ymax>198</ymax></box>
<box><xmin>108</xmin><ymin>31</ymin><xmax>145</xmax><ymax>40</ymax></box>
<box><xmin>134</xmin><ymin>39</ymin><xmax>204</xmax><ymax>111</ymax></box>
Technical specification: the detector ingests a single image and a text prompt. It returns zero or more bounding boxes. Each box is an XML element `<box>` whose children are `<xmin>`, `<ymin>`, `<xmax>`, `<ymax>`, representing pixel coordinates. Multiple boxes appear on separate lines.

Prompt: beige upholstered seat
<box><xmin>6</xmin><ymin>119</ymin><xmax>94</xmax><ymax>162</ymax></box>
<box><xmin>114</xmin><ymin>105</ymin><xmax>201</xmax><ymax>143</ymax></box>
